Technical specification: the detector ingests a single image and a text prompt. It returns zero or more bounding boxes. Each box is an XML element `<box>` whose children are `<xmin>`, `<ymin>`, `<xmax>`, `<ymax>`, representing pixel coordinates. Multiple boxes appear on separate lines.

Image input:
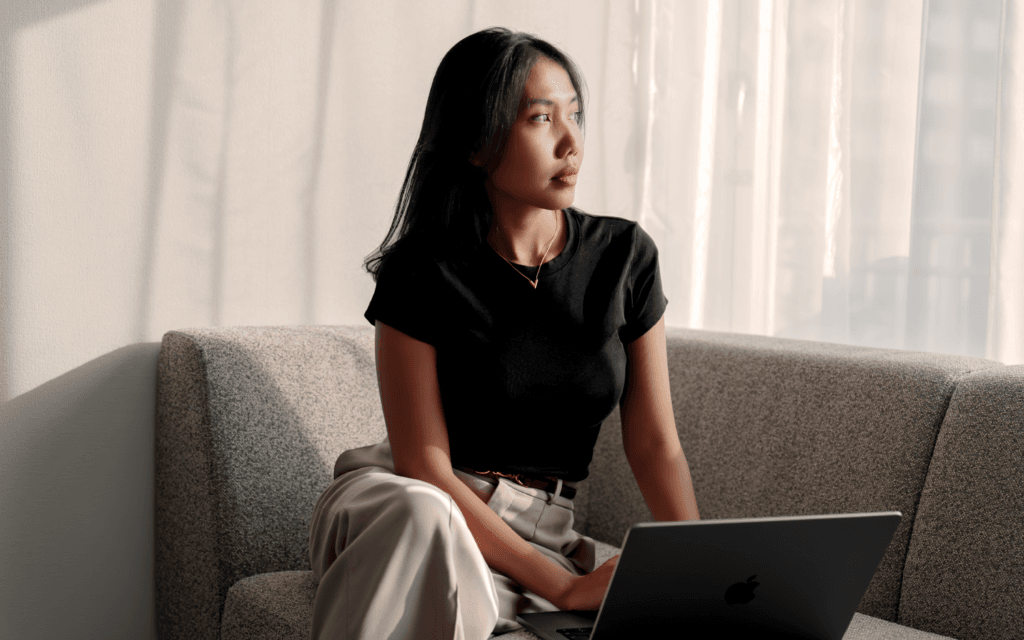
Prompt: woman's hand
<box><xmin>555</xmin><ymin>555</ymin><xmax>620</xmax><ymax>611</ymax></box>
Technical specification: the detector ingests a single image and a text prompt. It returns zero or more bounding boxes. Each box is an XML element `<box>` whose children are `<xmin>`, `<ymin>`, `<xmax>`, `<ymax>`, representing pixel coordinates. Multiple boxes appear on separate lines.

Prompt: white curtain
<box><xmin>990</xmin><ymin>0</ymin><xmax>1024</xmax><ymax>364</ymax></box>
<box><xmin>3</xmin><ymin>0</ymin><xmax>1022</xmax><ymax>400</ymax></box>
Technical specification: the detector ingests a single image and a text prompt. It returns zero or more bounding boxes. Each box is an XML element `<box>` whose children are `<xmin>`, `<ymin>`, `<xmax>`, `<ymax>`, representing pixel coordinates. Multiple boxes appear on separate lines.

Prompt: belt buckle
<box><xmin>483</xmin><ymin>470</ymin><xmax>528</xmax><ymax>487</ymax></box>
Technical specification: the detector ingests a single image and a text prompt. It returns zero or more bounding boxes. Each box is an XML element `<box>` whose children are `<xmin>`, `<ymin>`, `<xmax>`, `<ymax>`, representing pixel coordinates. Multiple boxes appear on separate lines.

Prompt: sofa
<box><xmin>155</xmin><ymin>325</ymin><xmax>1023</xmax><ymax>640</ymax></box>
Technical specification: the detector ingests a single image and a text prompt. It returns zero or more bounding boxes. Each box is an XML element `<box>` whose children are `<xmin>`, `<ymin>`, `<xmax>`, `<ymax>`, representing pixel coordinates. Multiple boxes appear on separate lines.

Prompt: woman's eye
<box><xmin>529</xmin><ymin>112</ymin><xmax>580</xmax><ymax>124</ymax></box>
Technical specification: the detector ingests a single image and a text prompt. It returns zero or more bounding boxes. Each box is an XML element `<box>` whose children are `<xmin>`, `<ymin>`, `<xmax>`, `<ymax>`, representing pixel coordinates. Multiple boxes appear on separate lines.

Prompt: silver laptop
<box><xmin>518</xmin><ymin>511</ymin><xmax>901</xmax><ymax>640</ymax></box>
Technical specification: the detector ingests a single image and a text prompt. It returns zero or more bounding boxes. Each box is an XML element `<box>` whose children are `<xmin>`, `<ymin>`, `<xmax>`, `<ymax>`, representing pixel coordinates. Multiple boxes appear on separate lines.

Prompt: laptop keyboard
<box><xmin>556</xmin><ymin>627</ymin><xmax>593</xmax><ymax>640</ymax></box>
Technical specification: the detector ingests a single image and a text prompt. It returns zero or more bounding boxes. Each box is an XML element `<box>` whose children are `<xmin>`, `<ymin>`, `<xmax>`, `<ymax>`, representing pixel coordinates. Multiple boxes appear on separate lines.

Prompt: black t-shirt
<box><xmin>364</xmin><ymin>207</ymin><xmax>667</xmax><ymax>481</ymax></box>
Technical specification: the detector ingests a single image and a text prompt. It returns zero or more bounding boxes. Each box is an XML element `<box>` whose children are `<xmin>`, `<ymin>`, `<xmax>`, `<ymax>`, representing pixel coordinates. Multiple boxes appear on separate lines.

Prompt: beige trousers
<box><xmin>308</xmin><ymin>439</ymin><xmax>596</xmax><ymax>640</ymax></box>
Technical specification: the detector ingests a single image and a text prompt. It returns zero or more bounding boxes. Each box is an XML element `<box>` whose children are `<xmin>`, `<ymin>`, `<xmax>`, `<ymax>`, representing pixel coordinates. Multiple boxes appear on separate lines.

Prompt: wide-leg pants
<box><xmin>308</xmin><ymin>439</ymin><xmax>597</xmax><ymax>640</ymax></box>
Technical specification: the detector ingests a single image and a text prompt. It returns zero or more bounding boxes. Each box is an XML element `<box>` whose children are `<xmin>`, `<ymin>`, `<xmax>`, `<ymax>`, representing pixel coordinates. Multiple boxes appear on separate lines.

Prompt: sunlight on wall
<box><xmin>9</xmin><ymin>0</ymin><xmax>153</xmax><ymax>400</ymax></box>
<box><xmin>1</xmin><ymin>0</ymin><xmax>618</xmax><ymax>401</ymax></box>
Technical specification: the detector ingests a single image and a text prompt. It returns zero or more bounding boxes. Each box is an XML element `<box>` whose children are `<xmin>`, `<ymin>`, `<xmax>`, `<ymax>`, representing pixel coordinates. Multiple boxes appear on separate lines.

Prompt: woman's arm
<box><xmin>375</xmin><ymin>320</ymin><xmax>616</xmax><ymax>610</ymax></box>
<box><xmin>620</xmin><ymin>317</ymin><xmax>700</xmax><ymax>521</ymax></box>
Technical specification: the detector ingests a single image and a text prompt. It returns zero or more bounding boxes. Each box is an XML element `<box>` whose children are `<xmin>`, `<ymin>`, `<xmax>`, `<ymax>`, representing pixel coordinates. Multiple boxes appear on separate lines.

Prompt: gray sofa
<box><xmin>155</xmin><ymin>325</ymin><xmax>1024</xmax><ymax>640</ymax></box>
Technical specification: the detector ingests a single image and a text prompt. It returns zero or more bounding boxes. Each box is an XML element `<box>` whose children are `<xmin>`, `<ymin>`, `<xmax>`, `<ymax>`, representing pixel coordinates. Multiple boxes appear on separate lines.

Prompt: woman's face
<box><xmin>481</xmin><ymin>57</ymin><xmax>584</xmax><ymax>215</ymax></box>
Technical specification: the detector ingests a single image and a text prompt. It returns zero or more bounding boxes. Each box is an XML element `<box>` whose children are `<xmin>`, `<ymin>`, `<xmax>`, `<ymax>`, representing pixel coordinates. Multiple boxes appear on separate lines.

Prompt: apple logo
<box><xmin>724</xmin><ymin>575</ymin><xmax>760</xmax><ymax>605</ymax></box>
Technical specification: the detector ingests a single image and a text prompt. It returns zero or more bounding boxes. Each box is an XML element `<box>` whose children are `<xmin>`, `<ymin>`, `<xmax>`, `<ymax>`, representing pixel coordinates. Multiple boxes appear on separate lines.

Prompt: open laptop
<box><xmin>518</xmin><ymin>512</ymin><xmax>901</xmax><ymax>640</ymax></box>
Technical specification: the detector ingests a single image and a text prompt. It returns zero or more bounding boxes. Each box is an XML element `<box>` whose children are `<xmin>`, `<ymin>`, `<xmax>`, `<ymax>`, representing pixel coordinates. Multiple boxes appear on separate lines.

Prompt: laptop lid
<box><xmin>519</xmin><ymin>511</ymin><xmax>901</xmax><ymax>640</ymax></box>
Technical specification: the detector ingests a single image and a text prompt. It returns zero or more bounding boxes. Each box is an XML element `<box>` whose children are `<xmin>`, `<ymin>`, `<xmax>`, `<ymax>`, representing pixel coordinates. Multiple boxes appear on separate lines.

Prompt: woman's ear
<box><xmin>469</xmin><ymin>151</ymin><xmax>494</xmax><ymax>179</ymax></box>
<box><xmin>470</xmin><ymin>135</ymin><xmax>501</xmax><ymax>172</ymax></box>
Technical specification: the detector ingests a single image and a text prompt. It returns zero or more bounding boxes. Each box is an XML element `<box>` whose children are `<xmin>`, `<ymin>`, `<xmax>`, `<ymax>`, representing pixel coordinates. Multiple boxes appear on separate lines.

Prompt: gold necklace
<box><xmin>493</xmin><ymin>210</ymin><xmax>559</xmax><ymax>289</ymax></box>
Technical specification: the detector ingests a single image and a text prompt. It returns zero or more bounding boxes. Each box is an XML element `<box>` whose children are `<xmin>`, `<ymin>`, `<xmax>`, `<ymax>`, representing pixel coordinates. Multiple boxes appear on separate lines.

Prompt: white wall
<box><xmin>0</xmin><ymin>0</ymin><xmax>616</xmax><ymax>403</ymax></box>
<box><xmin>2</xmin><ymin>4</ymin><xmax>168</xmax><ymax>636</ymax></box>
<box><xmin>0</xmin><ymin>343</ymin><xmax>159</xmax><ymax>640</ymax></box>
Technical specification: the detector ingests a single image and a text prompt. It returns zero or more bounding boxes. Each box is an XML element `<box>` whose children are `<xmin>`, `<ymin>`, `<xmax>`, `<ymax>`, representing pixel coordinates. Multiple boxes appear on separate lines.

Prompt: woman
<box><xmin>308</xmin><ymin>27</ymin><xmax>699</xmax><ymax>640</ymax></box>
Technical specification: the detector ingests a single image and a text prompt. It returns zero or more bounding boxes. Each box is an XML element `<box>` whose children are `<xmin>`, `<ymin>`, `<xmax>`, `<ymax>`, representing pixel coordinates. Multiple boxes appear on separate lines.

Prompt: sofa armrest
<box><xmin>155</xmin><ymin>325</ymin><xmax>385</xmax><ymax>640</ymax></box>
<box><xmin>899</xmin><ymin>365</ymin><xmax>1024</xmax><ymax>639</ymax></box>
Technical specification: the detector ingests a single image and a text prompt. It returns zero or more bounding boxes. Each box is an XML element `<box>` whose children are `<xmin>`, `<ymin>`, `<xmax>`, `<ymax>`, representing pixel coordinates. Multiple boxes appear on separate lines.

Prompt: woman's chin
<box><xmin>544</xmin><ymin>188</ymin><xmax>577</xmax><ymax>210</ymax></box>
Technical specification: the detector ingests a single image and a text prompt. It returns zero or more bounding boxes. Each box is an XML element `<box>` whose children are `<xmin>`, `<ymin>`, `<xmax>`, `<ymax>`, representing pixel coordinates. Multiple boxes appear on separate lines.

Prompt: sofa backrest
<box><xmin>584</xmin><ymin>328</ymin><xmax>999</xmax><ymax>623</ymax></box>
<box><xmin>156</xmin><ymin>326</ymin><xmax>384</xmax><ymax>640</ymax></box>
<box><xmin>898</xmin><ymin>365</ymin><xmax>1024</xmax><ymax>640</ymax></box>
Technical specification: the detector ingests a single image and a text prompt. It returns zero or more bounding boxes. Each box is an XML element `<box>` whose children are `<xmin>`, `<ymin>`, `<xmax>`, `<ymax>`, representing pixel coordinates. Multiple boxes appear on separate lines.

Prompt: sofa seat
<box><xmin>221</xmin><ymin>571</ymin><xmax>317</xmax><ymax>640</ymax></box>
<box><xmin>219</xmin><ymin>572</ymin><xmax>954</xmax><ymax>640</ymax></box>
<box><xmin>221</xmin><ymin>539</ymin><xmax>621</xmax><ymax>640</ymax></box>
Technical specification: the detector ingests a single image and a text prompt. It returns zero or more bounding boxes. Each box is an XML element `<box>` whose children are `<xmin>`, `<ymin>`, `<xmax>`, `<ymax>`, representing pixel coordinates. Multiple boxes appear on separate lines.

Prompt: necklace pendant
<box><xmin>494</xmin><ymin>210</ymin><xmax>557</xmax><ymax>291</ymax></box>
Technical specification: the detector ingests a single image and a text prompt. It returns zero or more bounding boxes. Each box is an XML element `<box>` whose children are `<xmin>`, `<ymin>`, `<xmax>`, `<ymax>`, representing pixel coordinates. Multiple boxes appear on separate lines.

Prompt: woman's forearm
<box><xmin>413</xmin><ymin>464</ymin><xmax>577</xmax><ymax>607</ymax></box>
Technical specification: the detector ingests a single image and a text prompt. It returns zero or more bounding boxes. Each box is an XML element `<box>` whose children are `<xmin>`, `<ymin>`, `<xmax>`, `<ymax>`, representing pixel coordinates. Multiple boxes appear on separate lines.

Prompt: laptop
<box><xmin>518</xmin><ymin>511</ymin><xmax>901</xmax><ymax>640</ymax></box>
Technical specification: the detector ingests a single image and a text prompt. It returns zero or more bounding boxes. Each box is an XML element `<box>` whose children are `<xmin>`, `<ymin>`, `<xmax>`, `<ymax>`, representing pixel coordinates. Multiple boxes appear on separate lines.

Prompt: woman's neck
<box><xmin>485</xmin><ymin>186</ymin><xmax>567</xmax><ymax>266</ymax></box>
<box><xmin>487</xmin><ymin>207</ymin><xmax>564</xmax><ymax>266</ymax></box>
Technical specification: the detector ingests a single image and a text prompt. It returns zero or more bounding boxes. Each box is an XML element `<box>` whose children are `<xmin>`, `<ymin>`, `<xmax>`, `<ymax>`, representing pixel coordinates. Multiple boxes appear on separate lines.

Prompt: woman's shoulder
<box><xmin>569</xmin><ymin>208</ymin><xmax>657</xmax><ymax>251</ymax></box>
<box><xmin>374</xmin><ymin>237</ymin><xmax>444</xmax><ymax>285</ymax></box>
<box><xmin>570</xmin><ymin>207</ymin><xmax>632</xmax><ymax>229</ymax></box>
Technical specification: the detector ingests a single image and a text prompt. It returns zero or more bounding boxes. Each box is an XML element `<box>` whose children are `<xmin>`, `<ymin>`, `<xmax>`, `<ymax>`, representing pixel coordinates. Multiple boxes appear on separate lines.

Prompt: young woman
<box><xmin>308</xmin><ymin>27</ymin><xmax>699</xmax><ymax>640</ymax></box>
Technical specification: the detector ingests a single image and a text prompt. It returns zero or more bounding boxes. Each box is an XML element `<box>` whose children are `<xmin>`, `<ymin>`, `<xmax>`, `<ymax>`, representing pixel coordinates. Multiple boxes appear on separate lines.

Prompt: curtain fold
<box><xmin>988</xmin><ymin>0</ymin><xmax>1024</xmax><ymax>364</ymax></box>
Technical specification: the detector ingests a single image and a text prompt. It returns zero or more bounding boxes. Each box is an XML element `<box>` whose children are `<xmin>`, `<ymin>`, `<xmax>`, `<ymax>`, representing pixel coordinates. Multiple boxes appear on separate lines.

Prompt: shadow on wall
<box><xmin>0</xmin><ymin>342</ymin><xmax>161</xmax><ymax>640</ymax></box>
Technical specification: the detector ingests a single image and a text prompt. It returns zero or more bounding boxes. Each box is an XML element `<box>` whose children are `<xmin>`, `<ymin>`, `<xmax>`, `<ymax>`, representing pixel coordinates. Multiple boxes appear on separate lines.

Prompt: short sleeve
<box><xmin>619</xmin><ymin>224</ymin><xmax>668</xmax><ymax>344</ymax></box>
<box><xmin>364</xmin><ymin>246</ymin><xmax>444</xmax><ymax>346</ymax></box>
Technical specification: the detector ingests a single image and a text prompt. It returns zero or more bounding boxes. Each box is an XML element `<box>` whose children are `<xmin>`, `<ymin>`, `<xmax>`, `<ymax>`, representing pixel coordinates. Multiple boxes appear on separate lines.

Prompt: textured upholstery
<box><xmin>156</xmin><ymin>326</ymin><xmax>385</xmax><ymax>640</ymax></box>
<box><xmin>219</xmin><ymin>575</ymin><xmax>950</xmax><ymax>640</ymax></box>
<box><xmin>219</xmin><ymin>542</ymin><xmax>621</xmax><ymax>640</ymax></box>
<box><xmin>842</xmin><ymin>614</ymin><xmax>959</xmax><ymax>639</ymax></box>
<box><xmin>585</xmin><ymin>328</ymin><xmax>998</xmax><ymax>622</ymax></box>
<box><xmin>221</xmin><ymin>571</ymin><xmax>317</xmax><ymax>640</ymax></box>
<box><xmin>899</xmin><ymin>365</ymin><xmax>1024</xmax><ymax>640</ymax></box>
<box><xmin>156</xmin><ymin>325</ymin><xmax>1008</xmax><ymax>640</ymax></box>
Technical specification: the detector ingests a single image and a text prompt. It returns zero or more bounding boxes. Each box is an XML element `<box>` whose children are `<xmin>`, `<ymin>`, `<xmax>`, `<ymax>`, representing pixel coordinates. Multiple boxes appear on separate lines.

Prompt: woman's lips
<box><xmin>553</xmin><ymin>170</ymin><xmax>578</xmax><ymax>186</ymax></box>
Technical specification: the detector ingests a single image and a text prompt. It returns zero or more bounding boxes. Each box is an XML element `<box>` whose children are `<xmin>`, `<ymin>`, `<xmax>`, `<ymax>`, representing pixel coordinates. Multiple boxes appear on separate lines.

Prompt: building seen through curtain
<box><xmin>907</xmin><ymin>0</ymin><xmax>1003</xmax><ymax>358</ymax></box>
<box><xmin>636</xmin><ymin>0</ymin><xmax>1012</xmax><ymax>362</ymax></box>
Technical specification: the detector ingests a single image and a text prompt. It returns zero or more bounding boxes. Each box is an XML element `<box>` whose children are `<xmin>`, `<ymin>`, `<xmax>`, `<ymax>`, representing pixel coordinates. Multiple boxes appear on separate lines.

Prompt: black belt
<box><xmin>457</xmin><ymin>467</ymin><xmax>577</xmax><ymax>500</ymax></box>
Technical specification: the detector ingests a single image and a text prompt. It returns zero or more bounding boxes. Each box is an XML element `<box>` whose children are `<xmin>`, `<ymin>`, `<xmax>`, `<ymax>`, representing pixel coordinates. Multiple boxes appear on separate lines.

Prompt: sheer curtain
<box><xmin>990</xmin><ymin>0</ymin><xmax>1024</xmax><ymax>364</ymax></box>
<box><xmin>626</xmin><ymin>0</ymin><xmax>1023</xmax><ymax>364</ymax></box>
<box><xmin>636</xmin><ymin>0</ymin><xmax>927</xmax><ymax>346</ymax></box>
<box><xmin>4</xmin><ymin>0</ymin><xmax>1023</xmax><ymax>399</ymax></box>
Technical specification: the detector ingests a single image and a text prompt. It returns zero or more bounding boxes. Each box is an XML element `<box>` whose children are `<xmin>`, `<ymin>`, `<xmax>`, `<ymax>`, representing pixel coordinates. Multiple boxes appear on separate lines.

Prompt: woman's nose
<box><xmin>556</xmin><ymin>117</ymin><xmax>582</xmax><ymax>159</ymax></box>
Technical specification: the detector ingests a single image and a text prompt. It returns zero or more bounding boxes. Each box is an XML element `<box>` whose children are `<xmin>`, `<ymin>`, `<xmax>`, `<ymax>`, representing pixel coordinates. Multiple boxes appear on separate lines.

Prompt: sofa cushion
<box><xmin>222</xmin><ymin>571</ymin><xmax>317</xmax><ymax>640</ymax></box>
<box><xmin>899</xmin><ymin>365</ymin><xmax>1024</xmax><ymax>640</ymax></box>
<box><xmin>585</xmin><ymin>329</ymin><xmax>1000</xmax><ymax>623</ymax></box>
<box><xmin>843</xmin><ymin>615</ymin><xmax>954</xmax><ymax>639</ymax></box>
<box><xmin>221</xmin><ymin>541</ymin><xmax>621</xmax><ymax>640</ymax></box>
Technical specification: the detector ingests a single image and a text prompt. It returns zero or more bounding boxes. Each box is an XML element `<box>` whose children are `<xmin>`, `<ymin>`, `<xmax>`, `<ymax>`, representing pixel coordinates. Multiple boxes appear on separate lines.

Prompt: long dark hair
<box><xmin>363</xmin><ymin>27</ymin><xmax>587</xmax><ymax>280</ymax></box>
